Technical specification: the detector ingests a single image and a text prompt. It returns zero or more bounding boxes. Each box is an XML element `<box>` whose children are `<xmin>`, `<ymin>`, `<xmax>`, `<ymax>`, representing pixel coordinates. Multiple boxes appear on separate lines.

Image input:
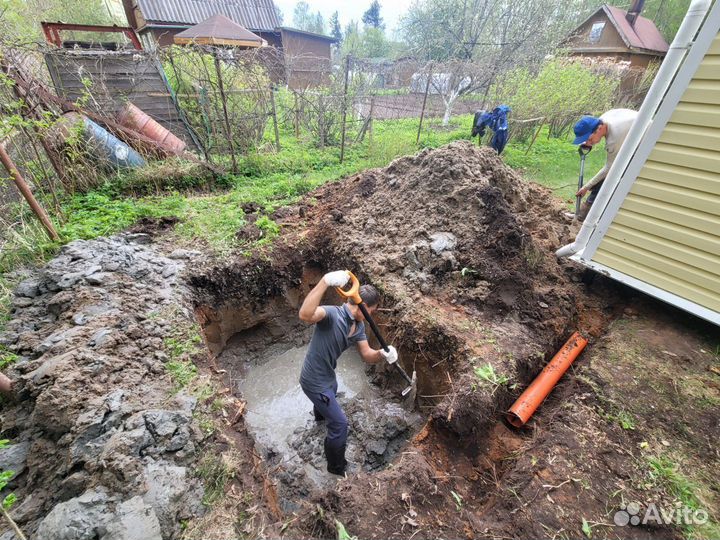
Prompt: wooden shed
<box><xmin>41</xmin><ymin>22</ymin><xmax>200</xmax><ymax>149</ymax></box>
<box><xmin>121</xmin><ymin>0</ymin><xmax>282</xmax><ymax>48</ymax></box>
<box><xmin>557</xmin><ymin>0</ymin><xmax>720</xmax><ymax>326</ymax></box>
<box><xmin>121</xmin><ymin>0</ymin><xmax>334</xmax><ymax>88</ymax></box>
<box><xmin>277</xmin><ymin>27</ymin><xmax>334</xmax><ymax>89</ymax></box>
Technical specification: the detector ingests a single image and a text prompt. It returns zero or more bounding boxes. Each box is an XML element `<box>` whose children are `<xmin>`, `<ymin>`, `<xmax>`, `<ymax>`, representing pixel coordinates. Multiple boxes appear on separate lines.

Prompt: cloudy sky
<box><xmin>273</xmin><ymin>0</ymin><xmax>415</xmax><ymax>37</ymax></box>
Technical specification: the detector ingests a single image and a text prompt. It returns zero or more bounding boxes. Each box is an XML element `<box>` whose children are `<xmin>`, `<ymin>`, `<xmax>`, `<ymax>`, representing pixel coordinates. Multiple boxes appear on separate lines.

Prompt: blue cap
<box><xmin>573</xmin><ymin>116</ymin><xmax>601</xmax><ymax>145</ymax></box>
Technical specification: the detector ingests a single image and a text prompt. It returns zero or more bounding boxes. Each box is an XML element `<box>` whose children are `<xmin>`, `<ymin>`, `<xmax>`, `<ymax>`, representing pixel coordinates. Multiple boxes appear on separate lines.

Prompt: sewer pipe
<box><xmin>506</xmin><ymin>332</ymin><xmax>588</xmax><ymax>427</ymax></box>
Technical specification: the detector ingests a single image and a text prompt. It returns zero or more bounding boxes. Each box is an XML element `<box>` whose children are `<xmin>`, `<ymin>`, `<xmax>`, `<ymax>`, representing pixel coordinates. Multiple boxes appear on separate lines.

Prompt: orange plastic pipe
<box><xmin>506</xmin><ymin>331</ymin><xmax>588</xmax><ymax>427</ymax></box>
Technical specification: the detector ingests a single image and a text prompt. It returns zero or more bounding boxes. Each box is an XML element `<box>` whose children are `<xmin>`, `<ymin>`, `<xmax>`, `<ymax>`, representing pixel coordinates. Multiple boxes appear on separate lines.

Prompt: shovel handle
<box><xmin>335</xmin><ymin>271</ymin><xmax>362</xmax><ymax>305</ymax></box>
<box><xmin>339</xmin><ymin>273</ymin><xmax>415</xmax><ymax>389</ymax></box>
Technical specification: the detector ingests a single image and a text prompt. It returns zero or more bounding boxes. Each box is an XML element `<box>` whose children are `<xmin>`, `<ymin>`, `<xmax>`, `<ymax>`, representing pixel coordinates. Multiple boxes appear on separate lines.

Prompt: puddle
<box><xmin>218</xmin><ymin>324</ymin><xmax>423</xmax><ymax>496</ymax></box>
<box><xmin>236</xmin><ymin>344</ymin><xmax>373</xmax><ymax>458</ymax></box>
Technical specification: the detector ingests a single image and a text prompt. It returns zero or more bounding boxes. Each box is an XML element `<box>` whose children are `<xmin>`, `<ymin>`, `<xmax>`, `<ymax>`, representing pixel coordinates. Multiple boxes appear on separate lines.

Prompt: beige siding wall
<box><xmin>592</xmin><ymin>32</ymin><xmax>720</xmax><ymax>312</ymax></box>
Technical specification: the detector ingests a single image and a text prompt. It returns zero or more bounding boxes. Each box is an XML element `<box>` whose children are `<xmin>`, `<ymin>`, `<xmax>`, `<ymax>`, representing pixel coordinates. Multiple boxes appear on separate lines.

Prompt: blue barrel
<box><xmin>82</xmin><ymin>117</ymin><xmax>146</xmax><ymax>168</ymax></box>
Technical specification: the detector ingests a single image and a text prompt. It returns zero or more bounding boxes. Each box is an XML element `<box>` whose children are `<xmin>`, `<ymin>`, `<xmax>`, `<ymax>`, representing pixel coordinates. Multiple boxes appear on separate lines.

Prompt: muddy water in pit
<box><xmin>222</xmin><ymin>333</ymin><xmax>422</xmax><ymax>498</ymax></box>
<box><xmin>236</xmin><ymin>345</ymin><xmax>371</xmax><ymax>459</ymax></box>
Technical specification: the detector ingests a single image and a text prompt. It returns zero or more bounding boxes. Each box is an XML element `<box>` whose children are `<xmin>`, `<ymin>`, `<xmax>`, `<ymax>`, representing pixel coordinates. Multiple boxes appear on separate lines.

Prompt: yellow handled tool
<box><xmin>336</xmin><ymin>272</ymin><xmax>416</xmax><ymax>398</ymax></box>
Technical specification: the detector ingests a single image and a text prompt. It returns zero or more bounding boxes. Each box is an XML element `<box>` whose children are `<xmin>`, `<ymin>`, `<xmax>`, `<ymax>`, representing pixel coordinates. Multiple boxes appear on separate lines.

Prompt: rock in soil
<box><xmin>0</xmin><ymin>235</ymin><xmax>204</xmax><ymax>539</ymax></box>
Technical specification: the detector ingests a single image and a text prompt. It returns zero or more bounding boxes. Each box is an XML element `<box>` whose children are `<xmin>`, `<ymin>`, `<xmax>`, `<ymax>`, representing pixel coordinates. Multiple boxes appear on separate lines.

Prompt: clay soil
<box><xmin>188</xmin><ymin>141</ymin><xmax>720</xmax><ymax>539</ymax></box>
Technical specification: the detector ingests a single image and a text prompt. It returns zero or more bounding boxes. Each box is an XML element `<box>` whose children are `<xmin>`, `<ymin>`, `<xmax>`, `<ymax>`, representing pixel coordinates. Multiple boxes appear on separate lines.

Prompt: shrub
<box><xmin>491</xmin><ymin>58</ymin><xmax>620</xmax><ymax>140</ymax></box>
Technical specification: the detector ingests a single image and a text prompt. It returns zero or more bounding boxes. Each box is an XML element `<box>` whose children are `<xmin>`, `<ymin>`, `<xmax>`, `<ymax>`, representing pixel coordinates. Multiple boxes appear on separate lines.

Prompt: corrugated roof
<box><xmin>174</xmin><ymin>14</ymin><xmax>262</xmax><ymax>44</ymax></box>
<box><xmin>278</xmin><ymin>26</ymin><xmax>336</xmax><ymax>42</ymax></box>
<box><xmin>136</xmin><ymin>0</ymin><xmax>280</xmax><ymax>32</ymax></box>
<box><xmin>604</xmin><ymin>5</ymin><xmax>669</xmax><ymax>53</ymax></box>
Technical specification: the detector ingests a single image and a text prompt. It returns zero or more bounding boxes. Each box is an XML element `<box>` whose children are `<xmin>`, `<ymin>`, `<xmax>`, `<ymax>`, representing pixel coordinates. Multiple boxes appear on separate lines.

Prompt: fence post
<box><xmin>213</xmin><ymin>53</ymin><xmax>238</xmax><ymax>172</ymax></box>
<box><xmin>294</xmin><ymin>91</ymin><xmax>300</xmax><ymax>139</ymax></box>
<box><xmin>368</xmin><ymin>96</ymin><xmax>375</xmax><ymax>146</ymax></box>
<box><xmin>0</xmin><ymin>143</ymin><xmax>59</xmax><ymax>241</ymax></box>
<box><xmin>269</xmin><ymin>85</ymin><xmax>281</xmax><ymax>152</ymax></box>
<box><xmin>318</xmin><ymin>93</ymin><xmax>326</xmax><ymax>149</ymax></box>
<box><xmin>416</xmin><ymin>66</ymin><xmax>432</xmax><ymax>144</ymax></box>
<box><xmin>339</xmin><ymin>54</ymin><xmax>351</xmax><ymax>163</ymax></box>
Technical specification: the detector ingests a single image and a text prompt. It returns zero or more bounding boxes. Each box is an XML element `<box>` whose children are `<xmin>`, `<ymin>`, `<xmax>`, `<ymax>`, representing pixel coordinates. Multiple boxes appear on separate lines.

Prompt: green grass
<box><xmin>504</xmin><ymin>126</ymin><xmax>606</xmax><ymax>205</ymax></box>
<box><xmin>646</xmin><ymin>456</ymin><xmax>720</xmax><ymax>539</ymax></box>
<box><xmin>0</xmin><ymin>346</ymin><xmax>18</xmax><ymax>370</ymax></box>
<box><xmin>196</xmin><ymin>452</ymin><xmax>232</xmax><ymax>507</ymax></box>
<box><xmin>163</xmin><ymin>324</ymin><xmax>202</xmax><ymax>390</ymax></box>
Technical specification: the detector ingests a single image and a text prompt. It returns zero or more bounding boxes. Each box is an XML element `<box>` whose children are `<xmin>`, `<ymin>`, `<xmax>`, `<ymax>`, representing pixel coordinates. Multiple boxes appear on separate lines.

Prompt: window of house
<box><xmin>589</xmin><ymin>22</ymin><xmax>605</xmax><ymax>44</ymax></box>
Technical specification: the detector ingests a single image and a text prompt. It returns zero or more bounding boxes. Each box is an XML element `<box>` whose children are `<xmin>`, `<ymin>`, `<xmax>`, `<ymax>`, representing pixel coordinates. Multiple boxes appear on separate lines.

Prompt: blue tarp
<box><xmin>472</xmin><ymin>105</ymin><xmax>511</xmax><ymax>154</ymax></box>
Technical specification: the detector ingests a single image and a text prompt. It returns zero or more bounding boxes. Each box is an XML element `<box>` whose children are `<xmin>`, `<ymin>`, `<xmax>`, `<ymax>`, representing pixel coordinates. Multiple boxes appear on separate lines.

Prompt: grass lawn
<box><xmin>0</xmin><ymin>115</ymin><xmax>598</xmax><ymax>325</ymax></box>
<box><xmin>504</xmin><ymin>127</ymin><xmax>606</xmax><ymax>204</ymax></box>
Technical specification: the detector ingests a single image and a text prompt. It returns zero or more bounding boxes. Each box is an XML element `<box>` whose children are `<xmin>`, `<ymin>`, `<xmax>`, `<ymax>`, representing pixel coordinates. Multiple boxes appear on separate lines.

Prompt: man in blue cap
<box><xmin>572</xmin><ymin>108</ymin><xmax>638</xmax><ymax>221</ymax></box>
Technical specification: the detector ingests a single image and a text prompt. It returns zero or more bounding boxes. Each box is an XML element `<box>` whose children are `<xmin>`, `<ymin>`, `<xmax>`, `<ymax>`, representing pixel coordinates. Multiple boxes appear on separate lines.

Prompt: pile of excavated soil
<box><xmin>280</xmin><ymin>141</ymin><xmax>582</xmax><ymax>338</ymax></box>
<box><xmin>0</xmin><ymin>236</ymin><xmax>207</xmax><ymax>539</ymax></box>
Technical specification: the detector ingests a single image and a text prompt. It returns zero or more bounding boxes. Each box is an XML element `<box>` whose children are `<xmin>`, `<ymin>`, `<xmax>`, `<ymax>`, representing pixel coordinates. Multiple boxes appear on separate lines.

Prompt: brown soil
<box><xmin>190</xmin><ymin>142</ymin><xmax>676</xmax><ymax>539</ymax></box>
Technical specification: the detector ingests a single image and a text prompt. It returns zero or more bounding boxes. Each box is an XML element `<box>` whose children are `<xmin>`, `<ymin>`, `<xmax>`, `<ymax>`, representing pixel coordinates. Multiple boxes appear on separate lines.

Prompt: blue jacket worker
<box><xmin>298</xmin><ymin>270</ymin><xmax>398</xmax><ymax>476</ymax></box>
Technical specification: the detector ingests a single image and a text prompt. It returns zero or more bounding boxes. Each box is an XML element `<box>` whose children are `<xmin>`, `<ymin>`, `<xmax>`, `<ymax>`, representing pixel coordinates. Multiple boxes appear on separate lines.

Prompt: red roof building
<box><xmin>564</xmin><ymin>2</ymin><xmax>669</xmax><ymax>68</ymax></box>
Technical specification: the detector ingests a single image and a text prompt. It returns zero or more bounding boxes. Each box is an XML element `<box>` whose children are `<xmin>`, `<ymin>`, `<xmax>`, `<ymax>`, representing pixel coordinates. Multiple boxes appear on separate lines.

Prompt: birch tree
<box><xmin>401</xmin><ymin>0</ymin><xmax>594</xmax><ymax>124</ymax></box>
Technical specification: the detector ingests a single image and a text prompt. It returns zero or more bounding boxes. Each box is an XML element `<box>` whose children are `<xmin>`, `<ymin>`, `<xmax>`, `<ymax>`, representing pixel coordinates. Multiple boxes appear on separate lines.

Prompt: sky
<box><xmin>272</xmin><ymin>0</ymin><xmax>415</xmax><ymax>37</ymax></box>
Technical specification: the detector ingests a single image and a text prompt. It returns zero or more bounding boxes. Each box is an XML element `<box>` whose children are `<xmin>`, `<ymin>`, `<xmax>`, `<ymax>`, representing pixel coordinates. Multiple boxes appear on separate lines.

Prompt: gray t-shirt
<box><xmin>299</xmin><ymin>304</ymin><xmax>367</xmax><ymax>394</ymax></box>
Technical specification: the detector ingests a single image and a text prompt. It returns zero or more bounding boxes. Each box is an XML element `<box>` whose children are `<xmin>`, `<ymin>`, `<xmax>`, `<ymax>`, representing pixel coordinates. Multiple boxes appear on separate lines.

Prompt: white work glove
<box><xmin>324</xmin><ymin>270</ymin><xmax>350</xmax><ymax>287</ymax></box>
<box><xmin>381</xmin><ymin>346</ymin><xmax>398</xmax><ymax>364</ymax></box>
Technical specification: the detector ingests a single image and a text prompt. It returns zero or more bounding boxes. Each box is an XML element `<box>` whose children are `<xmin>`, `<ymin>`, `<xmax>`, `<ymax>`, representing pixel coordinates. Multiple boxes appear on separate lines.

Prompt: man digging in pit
<box><xmin>298</xmin><ymin>270</ymin><xmax>398</xmax><ymax>476</ymax></box>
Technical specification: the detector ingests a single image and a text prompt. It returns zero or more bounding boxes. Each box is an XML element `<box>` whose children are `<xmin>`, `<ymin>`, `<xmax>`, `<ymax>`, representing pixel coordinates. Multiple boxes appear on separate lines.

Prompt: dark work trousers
<box><xmin>587</xmin><ymin>180</ymin><xmax>603</xmax><ymax>206</ymax></box>
<box><xmin>302</xmin><ymin>381</ymin><xmax>348</xmax><ymax>451</ymax></box>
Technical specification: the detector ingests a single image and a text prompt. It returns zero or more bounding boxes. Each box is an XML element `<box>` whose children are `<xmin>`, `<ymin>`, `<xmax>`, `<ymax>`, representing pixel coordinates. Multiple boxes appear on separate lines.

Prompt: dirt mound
<box><xmin>189</xmin><ymin>141</ymin><xmax>629</xmax><ymax>539</ymax></box>
<box><xmin>280</xmin><ymin>141</ymin><xmax>577</xmax><ymax>335</ymax></box>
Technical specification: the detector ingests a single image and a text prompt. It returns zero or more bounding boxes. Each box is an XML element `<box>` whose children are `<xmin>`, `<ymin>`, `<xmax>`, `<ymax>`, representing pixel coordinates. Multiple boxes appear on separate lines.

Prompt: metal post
<box><xmin>339</xmin><ymin>54</ymin><xmax>351</xmax><ymax>163</ymax></box>
<box><xmin>269</xmin><ymin>85</ymin><xmax>281</xmax><ymax>152</ymax></box>
<box><xmin>213</xmin><ymin>53</ymin><xmax>237</xmax><ymax>172</ymax></box>
<box><xmin>0</xmin><ymin>143</ymin><xmax>59</xmax><ymax>241</ymax></box>
<box><xmin>416</xmin><ymin>67</ymin><xmax>432</xmax><ymax>144</ymax></box>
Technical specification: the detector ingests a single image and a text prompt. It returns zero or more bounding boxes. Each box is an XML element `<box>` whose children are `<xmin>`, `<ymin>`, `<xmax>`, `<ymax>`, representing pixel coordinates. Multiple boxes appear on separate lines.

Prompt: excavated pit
<box><xmin>194</xmin><ymin>263</ymin><xmax>431</xmax><ymax>504</ymax></box>
<box><xmin>188</xmin><ymin>142</ymin><xmax>624</xmax><ymax>537</ymax></box>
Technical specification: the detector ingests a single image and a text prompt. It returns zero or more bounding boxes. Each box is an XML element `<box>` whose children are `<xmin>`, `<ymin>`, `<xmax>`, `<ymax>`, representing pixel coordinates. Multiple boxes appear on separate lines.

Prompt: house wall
<box><xmin>280</xmin><ymin>30</ymin><xmax>332</xmax><ymax>89</ymax></box>
<box><xmin>591</xmin><ymin>31</ymin><xmax>720</xmax><ymax>313</ymax></box>
<box><xmin>566</xmin><ymin>11</ymin><xmax>628</xmax><ymax>51</ymax></box>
